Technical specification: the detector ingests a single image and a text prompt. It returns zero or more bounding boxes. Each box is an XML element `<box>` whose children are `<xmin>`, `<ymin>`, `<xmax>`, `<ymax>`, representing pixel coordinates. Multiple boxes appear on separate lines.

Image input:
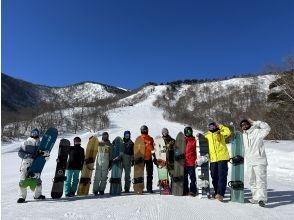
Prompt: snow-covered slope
<box><xmin>2</xmin><ymin>85</ymin><xmax>294</xmax><ymax>220</ymax></box>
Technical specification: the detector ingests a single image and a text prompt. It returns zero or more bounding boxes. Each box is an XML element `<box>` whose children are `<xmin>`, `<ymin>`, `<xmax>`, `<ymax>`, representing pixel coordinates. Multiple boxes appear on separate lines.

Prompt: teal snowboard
<box><xmin>228</xmin><ymin>131</ymin><xmax>244</xmax><ymax>203</ymax></box>
<box><xmin>110</xmin><ymin>136</ymin><xmax>123</xmax><ymax>195</ymax></box>
<box><xmin>22</xmin><ymin>128</ymin><xmax>58</xmax><ymax>190</ymax></box>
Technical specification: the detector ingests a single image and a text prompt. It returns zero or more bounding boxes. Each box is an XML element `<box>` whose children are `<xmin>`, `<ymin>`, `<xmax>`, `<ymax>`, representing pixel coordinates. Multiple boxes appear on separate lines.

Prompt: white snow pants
<box><xmin>247</xmin><ymin>164</ymin><xmax>267</xmax><ymax>202</ymax></box>
<box><xmin>18</xmin><ymin>158</ymin><xmax>42</xmax><ymax>199</ymax></box>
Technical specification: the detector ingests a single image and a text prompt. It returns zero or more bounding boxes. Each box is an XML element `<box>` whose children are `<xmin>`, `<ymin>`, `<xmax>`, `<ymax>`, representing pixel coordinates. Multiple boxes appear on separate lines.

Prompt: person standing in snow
<box><xmin>17</xmin><ymin>128</ymin><xmax>48</xmax><ymax>203</ymax></box>
<box><xmin>121</xmin><ymin>130</ymin><xmax>134</xmax><ymax>193</ymax></box>
<box><xmin>240</xmin><ymin>119</ymin><xmax>271</xmax><ymax>207</ymax></box>
<box><xmin>64</xmin><ymin>137</ymin><xmax>85</xmax><ymax>197</ymax></box>
<box><xmin>93</xmin><ymin>132</ymin><xmax>112</xmax><ymax>195</ymax></box>
<box><xmin>205</xmin><ymin>122</ymin><xmax>231</xmax><ymax>202</ymax></box>
<box><xmin>183</xmin><ymin>126</ymin><xmax>197</xmax><ymax>197</ymax></box>
<box><xmin>139</xmin><ymin>125</ymin><xmax>157</xmax><ymax>193</ymax></box>
<box><xmin>161</xmin><ymin>128</ymin><xmax>175</xmax><ymax>178</ymax></box>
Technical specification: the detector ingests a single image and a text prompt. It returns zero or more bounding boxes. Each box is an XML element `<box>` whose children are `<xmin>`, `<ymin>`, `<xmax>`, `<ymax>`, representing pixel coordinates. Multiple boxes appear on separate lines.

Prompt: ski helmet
<box><xmin>124</xmin><ymin>130</ymin><xmax>131</xmax><ymax>139</ymax></box>
<box><xmin>74</xmin><ymin>136</ymin><xmax>81</xmax><ymax>144</ymax></box>
<box><xmin>30</xmin><ymin>128</ymin><xmax>40</xmax><ymax>138</ymax></box>
<box><xmin>162</xmin><ymin>128</ymin><xmax>169</xmax><ymax>137</ymax></box>
<box><xmin>102</xmin><ymin>132</ymin><xmax>109</xmax><ymax>141</ymax></box>
<box><xmin>240</xmin><ymin>119</ymin><xmax>251</xmax><ymax>130</ymax></box>
<box><xmin>184</xmin><ymin>126</ymin><xmax>193</xmax><ymax>137</ymax></box>
<box><xmin>140</xmin><ymin>125</ymin><xmax>148</xmax><ymax>134</ymax></box>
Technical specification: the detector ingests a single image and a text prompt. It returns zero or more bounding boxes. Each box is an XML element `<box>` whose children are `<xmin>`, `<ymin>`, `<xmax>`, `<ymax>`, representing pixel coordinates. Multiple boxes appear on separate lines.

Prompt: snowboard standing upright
<box><xmin>228</xmin><ymin>131</ymin><xmax>244</xmax><ymax>203</ymax></box>
<box><xmin>110</xmin><ymin>137</ymin><xmax>123</xmax><ymax>195</ymax></box>
<box><xmin>22</xmin><ymin>128</ymin><xmax>58</xmax><ymax>190</ymax></box>
<box><xmin>51</xmin><ymin>139</ymin><xmax>70</xmax><ymax>199</ymax></box>
<box><xmin>77</xmin><ymin>136</ymin><xmax>99</xmax><ymax>196</ymax></box>
<box><xmin>197</xmin><ymin>133</ymin><xmax>211</xmax><ymax>199</ymax></box>
<box><xmin>172</xmin><ymin>132</ymin><xmax>186</xmax><ymax>196</ymax></box>
<box><xmin>154</xmin><ymin>136</ymin><xmax>169</xmax><ymax>195</ymax></box>
<box><xmin>133</xmin><ymin>137</ymin><xmax>145</xmax><ymax>194</ymax></box>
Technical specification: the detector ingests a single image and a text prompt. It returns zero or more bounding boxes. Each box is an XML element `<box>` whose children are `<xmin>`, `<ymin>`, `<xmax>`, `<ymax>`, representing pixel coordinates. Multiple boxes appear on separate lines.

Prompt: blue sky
<box><xmin>2</xmin><ymin>0</ymin><xmax>294</xmax><ymax>89</ymax></box>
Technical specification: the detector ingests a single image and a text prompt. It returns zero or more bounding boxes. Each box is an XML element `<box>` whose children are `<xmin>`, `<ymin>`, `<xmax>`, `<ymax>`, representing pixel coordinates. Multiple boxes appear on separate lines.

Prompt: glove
<box><xmin>44</xmin><ymin>155</ymin><xmax>50</xmax><ymax>161</ymax></box>
<box><xmin>112</xmin><ymin>156</ymin><xmax>121</xmax><ymax>163</ymax></box>
<box><xmin>152</xmin><ymin>153</ymin><xmax>158</xmax><ymax>167</ymax></box>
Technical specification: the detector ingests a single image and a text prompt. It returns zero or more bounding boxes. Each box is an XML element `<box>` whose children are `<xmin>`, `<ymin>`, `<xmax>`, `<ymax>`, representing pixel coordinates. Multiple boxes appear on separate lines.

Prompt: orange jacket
<box><xmin>140</xmin><ymin>134</ymin><xmax>154</xmax><ymax>160</ymax></box>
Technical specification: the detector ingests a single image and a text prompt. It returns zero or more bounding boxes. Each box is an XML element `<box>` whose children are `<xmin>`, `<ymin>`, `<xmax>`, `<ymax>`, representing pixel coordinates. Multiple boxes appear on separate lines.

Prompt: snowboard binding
<box><xmin>79</xmin><ymin>177</ymin><xmax>91</xmax><ymax>185</ymax></box>
<box><xmin>172</xmin><ymin>176</ymin><xmax>184</xmax><ymax>182</ymax></box>
<box><xmin>228</xmin><ymin>180</ymin><xmax>244</xmax><ymax>190</ymax></box>
<box><xmin>174</xmin><ymin>154</ymin><xmax>185</xmax><ymax>161</ymax></box>
<box><xmin>229</xmin><ymin>155</ymin><xmax>244</xmax><ymax>165</ymax></box>
<box><xmin>132</xmin><ymin>177</ymin><xmax>144</xmax><ymax>184</ymax></box>
<box><xmin>52</xmin><ymin>176</ymin><xmax>67</xmax><ymax>183</ymax></box>
<box><xmin>133</xmin><ymin>157</ymin><xmax>144</xmax><ymax>165</ymax></box>
<box><xmin>109</xmin><ymin>178</ymin><xmax>121</xmax><ymax>184</ymax></box>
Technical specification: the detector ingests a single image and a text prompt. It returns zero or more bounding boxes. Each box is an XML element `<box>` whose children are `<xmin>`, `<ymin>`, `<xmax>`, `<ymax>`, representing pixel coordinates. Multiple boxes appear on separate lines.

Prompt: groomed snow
<box><xmin>2</xmin><ymin>85</ymin><xmax>294</xmax><ymax>220</ymax></box>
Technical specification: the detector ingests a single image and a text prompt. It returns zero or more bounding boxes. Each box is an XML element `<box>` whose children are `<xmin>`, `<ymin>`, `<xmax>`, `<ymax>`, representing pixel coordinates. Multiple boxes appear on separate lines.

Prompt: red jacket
<box><xmin>185</xmin><ymin>136</ymin><xmax>197</xmax><ymax>166</ymax></box>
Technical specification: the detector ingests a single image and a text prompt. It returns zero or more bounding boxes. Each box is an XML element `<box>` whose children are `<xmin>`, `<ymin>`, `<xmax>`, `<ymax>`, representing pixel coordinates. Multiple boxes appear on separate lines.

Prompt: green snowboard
<box><xmin>228</xmin><ymin>131</ymin><xmax>244</xmax><ymax>203</ymax></box>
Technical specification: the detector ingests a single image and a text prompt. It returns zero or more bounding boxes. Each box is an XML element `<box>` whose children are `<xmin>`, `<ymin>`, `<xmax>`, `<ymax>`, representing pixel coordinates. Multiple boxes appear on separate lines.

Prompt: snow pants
<box><xmin>18</xmin><ymin>158</ymin><xmax>42</xmax><ymax>199</ymax></box>
<box><xmin>184</xmin><ymin>166</ymin><xmax>197</xmax><ymax>194</ymax></box>
<box><xmin>210</xmin><ymin>161</ymin><xmax>228</xmax><ymax>197</ymax></box>
<box><xmin>145</xmin><ymin>159</ymin><xmax>153</xmax><ymax>191</ymax></box>
<box><xmin>247</xmin><ymin>164</ymin><xmax>267</xmax><ymax>202</ymax></box>
<box><xmin>93</xmin><ymin>160</ymin><xmax>109</xmax><ymax>193</ymax></box>
<box><xmin>64</xmin><ymin>169</ymin><xmax>80</xmax><ymax>195</ymax></box>
<box><xmin>121</xmin><ymin>154</ymin><xmax>132</xmax><ymax>191</ymax></box>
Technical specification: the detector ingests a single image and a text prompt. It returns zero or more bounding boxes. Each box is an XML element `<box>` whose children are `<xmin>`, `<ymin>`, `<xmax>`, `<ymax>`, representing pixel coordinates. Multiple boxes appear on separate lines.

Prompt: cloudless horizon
<box><xmin>2</xmin><ymin>0</ymin><xmax>294</xmax><ymax>89</ymax></box>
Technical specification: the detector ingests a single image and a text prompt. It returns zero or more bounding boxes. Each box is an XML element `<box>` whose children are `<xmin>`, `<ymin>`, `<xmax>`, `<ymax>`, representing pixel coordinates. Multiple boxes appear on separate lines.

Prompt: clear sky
<box><xmin>2</xmin><ymin>0</ymin><xmax>294</xmax><ymax>89</ymax></box>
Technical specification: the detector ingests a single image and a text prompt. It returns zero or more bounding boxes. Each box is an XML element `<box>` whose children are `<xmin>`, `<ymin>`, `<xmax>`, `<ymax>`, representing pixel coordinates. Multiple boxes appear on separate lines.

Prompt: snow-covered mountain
<box><xmin>1</xmin><ymin>73</ymin><xmax>129</xmax><ymax>112</ymax></box>
<box><xmin>2</xmin><ymin>84</ymin><xmax>293</xmax><ymax>220</ymax></box>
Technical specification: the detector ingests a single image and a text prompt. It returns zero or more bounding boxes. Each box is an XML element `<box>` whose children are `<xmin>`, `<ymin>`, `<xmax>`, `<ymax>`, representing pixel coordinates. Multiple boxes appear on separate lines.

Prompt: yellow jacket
<box><xmin>205</xmin><ymin>124</ymin><xmax>231</xmax><ymax>163</ymax></box>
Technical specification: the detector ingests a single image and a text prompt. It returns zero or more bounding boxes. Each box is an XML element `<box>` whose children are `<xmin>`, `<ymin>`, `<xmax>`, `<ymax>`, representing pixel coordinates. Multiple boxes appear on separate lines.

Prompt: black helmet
<box><xmin>140</xmin><ymin>125</ymin><xmax>148</xmax><ymax>134</ymax></box>
<box><xmin>184</xmin><ymin>126</ymin><xmax>193</xmax><ymax>137</ymax></box>
<box><xmin>102</xmin><ymin>132</ymin><xmax>109</xmax><ymax>141</ymax></box>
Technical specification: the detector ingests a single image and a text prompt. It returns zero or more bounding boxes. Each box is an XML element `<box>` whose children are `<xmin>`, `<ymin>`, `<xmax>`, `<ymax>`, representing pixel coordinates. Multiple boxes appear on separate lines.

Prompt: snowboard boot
<box><xmin>93</xmin><ymin>191</ymin><xmax>98</xmax><ymax>196</ymax></box>
<box><xmin>188</xmin><ymin>192</ymin><xmax>196</xmax><ymax>197</ymax></box>
<box><xmin>258</xmin><ymin>200</ymin><xmax>266</xmax><ymax>207</ymax></box>
<box><xmin>99</xmin><ymin>191</ymin><xmax>104</xmax><ymax>195</ymax></box>
<box><xmin>17</xmin><ymin>198</ymin><xmax>25</xmax><ymax>203</ymax></box>
<box><xmin>215</xmin><ymin>194</ymin><xmax>223</xmax><ymax>202</ymax></box>
<box><xmin>65</xmin><ymin>193</ymin><xmax>73</xmax><ymax>197</ymax></box>
<box><xmin>147</xmin><ymin>189</ymin><xmax>154</xmax><ymax>193</ymax></box>
<box><xmin>34</xmin><ymin>195</ymin><xmax>46</xmax><ymax>200</ymax></box>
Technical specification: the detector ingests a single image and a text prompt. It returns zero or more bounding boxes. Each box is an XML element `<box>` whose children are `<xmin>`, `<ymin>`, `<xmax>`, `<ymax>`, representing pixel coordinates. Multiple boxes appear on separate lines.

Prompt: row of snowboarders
<box><xmin>17</xmin><ymin>118</ymin><xmax>271</xmax><ymax>208</ymax></box>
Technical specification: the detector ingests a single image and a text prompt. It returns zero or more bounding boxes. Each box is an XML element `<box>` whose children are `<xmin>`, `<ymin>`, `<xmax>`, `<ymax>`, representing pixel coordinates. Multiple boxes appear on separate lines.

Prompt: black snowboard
<box><xmin>51</xmin><ymin>139</ymin><xmax>70</xmax><ymax>199</ymax></box>
<box><xmin>197</xmin><ymin>134</ymin><xmax>211</xmax><ymax>198</ymax></box>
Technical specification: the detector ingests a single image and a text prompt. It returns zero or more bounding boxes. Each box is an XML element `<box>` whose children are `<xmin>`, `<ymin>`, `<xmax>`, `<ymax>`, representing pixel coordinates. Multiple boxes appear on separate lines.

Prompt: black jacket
<box><xmin>66</xmin><ymin>144</ymin><xmax>85</xmax><ymax>170</ymax></box>
<box><xmin>123</xmin><ymin>138</ymin><xmax>134</xmax><ymax>156</ymax></box>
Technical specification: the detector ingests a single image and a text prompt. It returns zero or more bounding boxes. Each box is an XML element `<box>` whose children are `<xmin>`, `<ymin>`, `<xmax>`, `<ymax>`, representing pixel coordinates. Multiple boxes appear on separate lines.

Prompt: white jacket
<box><xmin>242</xmin><ymin>121</ymin><xmax>271</xmax><ymax>166</ymax></box>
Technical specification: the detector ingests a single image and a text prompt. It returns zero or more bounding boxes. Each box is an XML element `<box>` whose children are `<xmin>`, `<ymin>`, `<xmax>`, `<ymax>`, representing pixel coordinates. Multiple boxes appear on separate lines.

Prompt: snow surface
<box><xmin>2</xmin><ymin>85</ymin><xmax>294</xmax><ymax>220</ymax></box>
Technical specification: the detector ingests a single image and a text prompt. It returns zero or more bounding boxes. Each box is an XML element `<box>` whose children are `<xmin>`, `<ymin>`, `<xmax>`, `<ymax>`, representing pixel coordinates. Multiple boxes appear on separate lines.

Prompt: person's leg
<box><xmin>71</xmin><ymin>170</ymin><xmax>80</xmax><ymax>195</ymax></box>
<box><xmin>183</xmin><ymin>166</ymin><xmax>189</xmax><ymax>195</ymax></box>
<box><xmin>34</xmin><ymin>178</ymin><xmax>43</xmax><ymax>199</ymax></box>
<box><xmin>124</xmin><ymin>158</ymin><xmax>132</xmax><ymax>192</ymax></box>
<box><xmin>64</xmin><ymin>169</ymin><xmax>73</xmax><ymax>195</ymax></box>
<box><xmin>189</xmin><ymin>166</ymin><xmax>197</xmax><ymax>194</ymax></box>
<box><xmin>210</xmin><ymin>162</ymin><xmax>218</xmax><ymax>196</ymax></box>
<box><xmin>253</xmin><ymin>165</ymin><xmax>267</xmax><ymax>202</ymax></box>
<box><xmin>145</xmin><ymin>160</ymin><xmax>153</xmax><ymax>191</ymax></box>
<box><xmin>217</xmin><ymin>161</ymin><xmax>228</xmax><ymax>197</ymax></box>
<box><xmin>92</xmin><ymin>162</ymin><xmax>101</xmax><ymax>194</ymax></box>
<box><xmin>247</xmin><ymin>164</ymin><xmax>257</xmax><ymax>200</ymax></box>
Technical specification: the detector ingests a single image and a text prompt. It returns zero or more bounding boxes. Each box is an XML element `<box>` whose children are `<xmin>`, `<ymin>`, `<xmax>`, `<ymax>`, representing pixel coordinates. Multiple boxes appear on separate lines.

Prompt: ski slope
<box><xmin>2</xmin><ymin>86</ymin><xmax>294</xmax><ymax>220</ymax></box>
